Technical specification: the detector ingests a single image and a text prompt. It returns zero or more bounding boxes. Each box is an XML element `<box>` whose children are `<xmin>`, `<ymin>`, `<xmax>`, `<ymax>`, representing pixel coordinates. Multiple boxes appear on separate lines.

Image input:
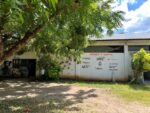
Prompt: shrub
<box><xmin>48</xmin><ymin>64</ymin><xmax>62</xmax><ymax>80</ymax></box>
<box><xmin>131</xmin><ymin>48</ymin><xmax>150</xmax><ymax>83</ymax></box>
<box><xmin>37</xmin><ymin>55</ymin><xmax>62</xmax><ymax>80</ymax></box>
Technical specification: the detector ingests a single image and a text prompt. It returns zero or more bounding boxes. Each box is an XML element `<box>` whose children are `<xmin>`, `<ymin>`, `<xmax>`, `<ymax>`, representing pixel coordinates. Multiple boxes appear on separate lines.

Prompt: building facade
<box><xmin>62</xmin><ymin>33</ymin><xmax>150</xmax><ymax>81</ymax></box>
<box><xmin>0</xmin><ymin>33</ymin><xmax>150</xmax><ymax>81</ymax></box>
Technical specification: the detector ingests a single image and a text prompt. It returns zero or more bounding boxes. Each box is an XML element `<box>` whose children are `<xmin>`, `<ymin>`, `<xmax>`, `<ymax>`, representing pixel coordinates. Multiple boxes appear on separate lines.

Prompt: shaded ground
<box><xmin>0</xmin><ymin>80</ymin><xmax>150</xmax><ymax>113</ymax></box>
<box><xmin>145</xmin><ymin>80</ymin><xmax>150</xmax><ymax>85</ymax></box>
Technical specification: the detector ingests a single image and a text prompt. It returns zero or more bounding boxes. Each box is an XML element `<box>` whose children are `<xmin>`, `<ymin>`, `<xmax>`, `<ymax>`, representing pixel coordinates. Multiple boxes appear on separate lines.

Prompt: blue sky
<box><xmin>113</xmin><ymin>0</ymin><xmax>150</xmax><ymax>34</ymax></box>
<box><xmin>128</xmin><ymin>0</ymin><xmax>147</xmax><ymax>11</ymax></box>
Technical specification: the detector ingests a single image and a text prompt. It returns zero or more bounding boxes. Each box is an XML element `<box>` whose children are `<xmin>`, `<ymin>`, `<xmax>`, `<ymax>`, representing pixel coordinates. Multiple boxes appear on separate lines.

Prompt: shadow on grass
<box><xmin>56</xmin><ymin>79</ymin><xmax>150</xmax><ymax>91</ymax></box>
<box><xmin>129</xmin><ymin>84</ymin><xmax>150</xmax><ymax>91</ymax></box>
<box><xmin>0</xmin><ymin>79</ymin><xmax>97</xmax><ymax>113</ymax></box>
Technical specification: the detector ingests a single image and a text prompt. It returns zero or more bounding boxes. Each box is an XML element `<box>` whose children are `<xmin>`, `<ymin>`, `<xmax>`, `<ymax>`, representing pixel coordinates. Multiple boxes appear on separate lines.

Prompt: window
<box><xmin>84</xmin><ymin>46</ymin><xmax>124</xmax><ymax>53</ymax></box>
<box><xmin>128</xmin><ymin>45</ymin><xmax>150</xmax><ymax>51</ymax></box>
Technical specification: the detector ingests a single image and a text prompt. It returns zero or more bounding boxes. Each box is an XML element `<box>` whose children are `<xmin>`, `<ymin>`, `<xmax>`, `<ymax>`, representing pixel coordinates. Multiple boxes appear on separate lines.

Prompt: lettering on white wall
<box><xmin>82</xmin><ymin>57</ymin><xmax>90</xmax><ymax>69</ymax></box>
<box><xmin>109</xmin><ymin>63</ymin><xmax>118</xmax><ymax>71</ymax></box>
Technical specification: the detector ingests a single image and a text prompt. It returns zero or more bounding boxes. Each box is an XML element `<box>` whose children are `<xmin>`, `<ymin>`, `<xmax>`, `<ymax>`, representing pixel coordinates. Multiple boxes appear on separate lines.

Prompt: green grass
<box><xmin>59</xmin><ymin>80</ymin><xmax>150</xmax><ymax>106</ymax></box>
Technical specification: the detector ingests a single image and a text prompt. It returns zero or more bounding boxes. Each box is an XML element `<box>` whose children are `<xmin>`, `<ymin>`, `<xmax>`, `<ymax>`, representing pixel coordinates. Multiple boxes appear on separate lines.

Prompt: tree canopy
<box><xmin>0</xmin><ymin>0</ymin><xmax>124</xmax><ymax>64</ymax></box>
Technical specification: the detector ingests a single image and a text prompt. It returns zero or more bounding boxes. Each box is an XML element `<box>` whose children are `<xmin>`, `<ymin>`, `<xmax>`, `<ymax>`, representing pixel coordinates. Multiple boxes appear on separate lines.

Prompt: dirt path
<box><xmin>0</xmin><ymin>80</ymin><xmax>150</xmax><ymax>113</ymax></box>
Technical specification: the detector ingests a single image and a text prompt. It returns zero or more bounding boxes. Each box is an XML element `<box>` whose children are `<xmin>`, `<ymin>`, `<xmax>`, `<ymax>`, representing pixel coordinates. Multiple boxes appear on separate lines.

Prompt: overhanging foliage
<box><xmin>0</xmin><ymin>0</ymin><xmax>125</xmax><ymax>64</ymax></box>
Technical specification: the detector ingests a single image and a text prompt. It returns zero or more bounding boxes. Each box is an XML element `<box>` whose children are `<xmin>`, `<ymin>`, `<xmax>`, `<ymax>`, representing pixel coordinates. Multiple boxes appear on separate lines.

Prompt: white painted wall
<box><xmin>62</xmin><ymin>60</ymin><xmax>76</xmax><ymax>79</ymax></box>
<box><xmin>128</xmin><ymin>51</ymin><xmax>134</xmax><ymax>77</ymax></box>
<box><xmin>62</xmin><ymin>53</ymin><xmax>127</xmax><ymax>81</ymax></box>
<box><xmin>76</xmin><ymin>53</ymin><xmax>126</xmax><ymax>81</ymax></box>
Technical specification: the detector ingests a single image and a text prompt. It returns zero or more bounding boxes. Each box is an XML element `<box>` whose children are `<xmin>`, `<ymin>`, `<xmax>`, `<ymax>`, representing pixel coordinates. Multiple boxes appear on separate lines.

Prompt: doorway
<box><xmin>144</xmin><ymin>72</ymin><xmax>150</xmax><ymax>81</ymax></box>
<box><xmin>12</xmin><ymin>59</ymin><xmax>36</xmax><ymax>78</ymax></box>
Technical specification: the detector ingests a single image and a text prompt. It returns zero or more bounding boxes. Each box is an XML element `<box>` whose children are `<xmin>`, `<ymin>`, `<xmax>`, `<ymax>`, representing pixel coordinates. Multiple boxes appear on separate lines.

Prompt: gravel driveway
<box><xmin>0</xmin><ymin>80</ymin><xmax>150</xmax><ymax>113</ymax></box>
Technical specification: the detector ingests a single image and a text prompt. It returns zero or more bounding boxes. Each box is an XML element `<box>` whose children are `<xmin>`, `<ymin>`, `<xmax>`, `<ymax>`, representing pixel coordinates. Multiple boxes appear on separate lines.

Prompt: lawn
<box><xmin>61</xmin><ymin>80</ymin><xmax>150</xmax><ymax>106</ymax></box>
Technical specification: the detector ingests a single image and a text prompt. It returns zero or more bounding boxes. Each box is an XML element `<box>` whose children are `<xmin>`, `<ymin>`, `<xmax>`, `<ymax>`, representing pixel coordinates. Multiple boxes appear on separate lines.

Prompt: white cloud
<box><xmin>113</xmin><ymin>0</ymin><xmax>150</xmax><ymax>33</ymax></box>
<box><xmin>113</xmin><ymin>0</ymin><xmax>128</xmax><ymax>12</ymax></box>
<box><xmin>128</xmin><ymin>0</ymin><xmax>137</xmax><ymax>4</ymax></box>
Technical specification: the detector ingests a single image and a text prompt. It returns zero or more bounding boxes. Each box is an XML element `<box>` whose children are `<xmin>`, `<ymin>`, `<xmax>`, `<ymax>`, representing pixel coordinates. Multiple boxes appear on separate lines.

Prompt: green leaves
<box><xmin>132</xmin><ymin>48</ymin><xmax>150</xmax><ymax>72</ymax></box>
<box><xmin>131</xmin><ymin>48</ymin><xmax>150</xmax><ymax>83</ymax></box>
<box><xmin>1</xmin><ymin>0</ymin><xmax>124</xmax><ymax>64</ymax></box>
<box><xmin>50</xmin><ymin>0</ymin><xmax>58</xmax><ymax>10</ymax></box>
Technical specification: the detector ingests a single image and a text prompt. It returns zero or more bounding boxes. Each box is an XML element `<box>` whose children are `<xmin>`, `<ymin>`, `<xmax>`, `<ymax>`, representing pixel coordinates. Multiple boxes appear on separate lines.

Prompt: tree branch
<box><xmin>0</xmin><ymin>1</ymin><xmax>64</xmax><ymax>65</ymax></box>
<box><xmin>0</xmin><ymin>24</ymin><xmax>43</xmax><ymax>64</ymax></box>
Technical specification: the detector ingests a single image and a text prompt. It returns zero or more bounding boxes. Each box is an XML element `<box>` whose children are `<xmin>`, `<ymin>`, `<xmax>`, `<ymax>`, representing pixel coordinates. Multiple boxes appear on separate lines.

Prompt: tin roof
<box><xmin>92</xmin><ymin>33</ymin><xmax>150</xmax><ymax>41</ymax></box>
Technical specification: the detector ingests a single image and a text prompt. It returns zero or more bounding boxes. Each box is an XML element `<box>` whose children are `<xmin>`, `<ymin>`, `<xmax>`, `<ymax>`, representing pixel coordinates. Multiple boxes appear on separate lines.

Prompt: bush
<box><xmin>131</xmin><ymin>48</ymin><xmax>150</xmax><ymax>83</ymax></box>
<box><xmin>48</xmin><ymin>64</ymin><xmax>62</xmax><ymax>80</ymax></box>
<box><xmin>37</xmin><ymin>55</ymin><xmax>62</xmax><ymax>80</ymax></box>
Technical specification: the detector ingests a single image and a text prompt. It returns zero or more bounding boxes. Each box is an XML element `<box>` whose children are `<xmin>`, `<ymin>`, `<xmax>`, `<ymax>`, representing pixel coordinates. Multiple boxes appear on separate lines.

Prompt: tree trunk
<box><xmin>0</xmin><ymin>25</ymin><xmax>43</xmax><ymax>65</ymax></box>
<box><xmin>136</xmin><ymin>72</ymin><xmax>144</xmax><ymax>84</ymax></box>
<box><xmin>0</xmin><ymin>36</ymin><xmax>3</xmax><ymax>58</ymax></box>
<box><xmin>130</xmin><ymin>71</ymin><xmax>144</xmax><ymax>84</ymax></box>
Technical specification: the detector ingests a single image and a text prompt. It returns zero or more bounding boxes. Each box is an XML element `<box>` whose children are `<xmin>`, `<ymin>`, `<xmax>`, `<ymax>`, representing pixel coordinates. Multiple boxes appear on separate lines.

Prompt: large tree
<box><xmin>0</xmin><ymin>0</ymin><xmax>124</xmax><ymax>64</ymax></box>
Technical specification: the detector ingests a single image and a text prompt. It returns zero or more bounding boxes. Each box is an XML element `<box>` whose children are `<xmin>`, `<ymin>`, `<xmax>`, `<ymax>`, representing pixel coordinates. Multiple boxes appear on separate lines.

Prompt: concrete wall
<box><xmin>62</xmin><ymin>53</ymin><xmax>127</xmax><ymax>81</ymax></box>
<box><xmin>13</xmin><ymin>52</ymin><xmax>37</xmax><ymax>59</ymax></box>
<box><xmin>76</xmin><ymin>53</ymin><xmax>126</xmax><ymax>81</ymax></box>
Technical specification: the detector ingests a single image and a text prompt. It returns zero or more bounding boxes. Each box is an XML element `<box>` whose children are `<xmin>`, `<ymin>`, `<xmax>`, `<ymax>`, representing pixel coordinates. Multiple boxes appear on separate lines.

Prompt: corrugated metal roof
<box><xmin>91</xmin><ymin>33</ymin><xmax>150</xmax><ymax>41</ymax></box>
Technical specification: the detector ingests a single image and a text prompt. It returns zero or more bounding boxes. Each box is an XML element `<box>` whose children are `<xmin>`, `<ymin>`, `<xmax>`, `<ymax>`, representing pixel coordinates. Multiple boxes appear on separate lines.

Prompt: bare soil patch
<box><xmin>0</xmin><ymin>80</ymin><xmax>150</xmax><ymax>113</ymax></box>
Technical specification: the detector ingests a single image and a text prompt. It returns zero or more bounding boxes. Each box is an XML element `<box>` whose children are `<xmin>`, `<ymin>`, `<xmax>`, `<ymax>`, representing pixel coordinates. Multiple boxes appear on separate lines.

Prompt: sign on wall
<box><xmin>62</xmin><ymin>53</ymin><xmax>126</xmax><ymax>81</ymax></box>
<box><xmin>76</xmin><ymin>53</ymin><xmax>125</xmax><ymax>80</ymax></box>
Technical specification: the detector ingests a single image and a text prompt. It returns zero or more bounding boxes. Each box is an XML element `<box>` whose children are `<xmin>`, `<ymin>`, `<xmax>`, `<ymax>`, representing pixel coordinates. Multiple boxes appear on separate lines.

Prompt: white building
<box><xmin>0</xmin><ymin>33</ymin><xmax>150</xmax><ymax>81</ymax></box>
<box><xmin>62</xmin><ymin>33</ymin><xmax>150</xmax><ymax>82</ymax></box>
